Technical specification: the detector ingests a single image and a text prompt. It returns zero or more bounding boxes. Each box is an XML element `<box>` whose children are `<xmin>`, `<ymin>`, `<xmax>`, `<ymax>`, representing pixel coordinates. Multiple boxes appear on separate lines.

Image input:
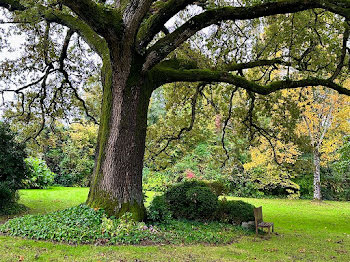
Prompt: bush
<box><xmin>0</xmin><ymin>122</ymin><xmax>28</xmax><ymax>213</ymax></box>
<box><xmin>148</xmin><ymin>195</ymin><xmax>172</xmax><ymax>222</ymax></box>
<box><xmin>0</xmin><ymin>182</ymin><xmax>27</xmax><ymax>215</ymax></box>
<box><xmin>185</xmin><ymin>186</ymin><xmax>218</xmax><ymax>220</ymax></box>
<box><xmin>0</xmin><ymin>182</ymin><xmax>18</xmax><ymax>207</ymax></box>
<box><xmin>165</xmin><ymin>180</ymin><xmax>218</xmax><ymax>221</ymax></box>
<box><xmin>216</xmin><ymin>199</ymin><xmax>255</xmax><ymax>224</ymax></box>
<box><xmin>0</xmin><ymin>122</ymin><xmax>28</xmax><ymax>190</ymax></box>
<box><xmin>23</xmin><ymin>157</ymin><xmax>55</xmax><ymax>189</ymax></box>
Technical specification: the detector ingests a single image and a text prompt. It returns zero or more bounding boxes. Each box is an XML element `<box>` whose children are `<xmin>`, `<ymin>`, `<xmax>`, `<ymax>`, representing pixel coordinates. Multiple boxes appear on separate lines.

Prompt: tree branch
<box><xmin>225</xmin><ymin>59</ymin><xmax>291</xmax><ymax>71</ymax></box>
<box><xmin>143</xmin><ymin>0</ymin><xmax>350</xmax><ymax>71</ymax></box>
<box><xmin>150</xmin><ymin>82</ymin><xmax>205</xmax><ymax>158</ymax></box>
<box><xmin>221</xmin><ymin>87</ymin><xmax>238</xmax><ymax>168</ymax></box>
<box><xmin>136</xmin><ymin>0</ymin><xmax>200</xmax><ymax>51</ymax></box>
<box><xmin>61</xmin><ymin>0</ymin><xmax>123</xmax><ymax>39</ymax></box>
<box><xmin>329</xmin><ymin>23</ymin><xmax>350</xmax><ymax>81</ymax></box>
<box><xmin>153</xmin><ymin>67</ymin><xmax>350</xmax><ymax>96</ymax></box>
<box><xmin>0</xmin><ymin>0</ymin><xmax>109</xmax><ymax>61</ymax></box>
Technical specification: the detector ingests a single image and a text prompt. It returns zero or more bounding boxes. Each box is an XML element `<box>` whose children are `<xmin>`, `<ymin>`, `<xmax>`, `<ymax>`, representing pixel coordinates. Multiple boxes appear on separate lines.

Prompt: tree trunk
<box><xmin>313</xmin><ymin>148</ymin><xmax>322</xmax><ymax>201</ymax></box>
<box><xmin>86</xmin><ymin>57</ymin><xmax>152</xmax><ymax>220</ymax></box>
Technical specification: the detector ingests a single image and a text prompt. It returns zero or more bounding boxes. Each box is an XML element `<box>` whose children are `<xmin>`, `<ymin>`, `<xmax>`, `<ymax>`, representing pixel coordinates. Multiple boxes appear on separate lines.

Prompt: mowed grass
<box><xmin>0</xmin><ymin>187</ymin><xmax>349</xmax><ymax>261</ymax></box>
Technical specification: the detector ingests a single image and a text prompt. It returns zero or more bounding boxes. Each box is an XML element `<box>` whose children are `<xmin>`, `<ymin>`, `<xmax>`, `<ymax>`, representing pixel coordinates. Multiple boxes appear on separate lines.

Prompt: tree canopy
<box><xmin>0</xmin><ymin>0</ymin><xmax>349</xmax><ymax>219</ymax></box>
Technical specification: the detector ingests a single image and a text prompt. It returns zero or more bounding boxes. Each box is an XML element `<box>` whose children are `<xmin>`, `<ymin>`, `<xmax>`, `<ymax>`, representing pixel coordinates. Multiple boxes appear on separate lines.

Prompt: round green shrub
<box><xmin>24</xmin><ymin>157</ymin><xmax>55</xmax><ymax>189</ymax></box>
<box><xmin>147</xmin><ymin>195</ymin><xmax>172</xmax><ymax>222</ymax></box>
<box><xmin>185</xmin><ymin>186</ymin><xmax>218</xmax><ymax>220</ymax></box>
<box><xmin>165</xmin><ymin>180</ymin><xmax>218</xmax><ymax>221</ymax></box>
<box><xmin>217</xmin><ymin>200</ymin><xmax>255</xmax><ymax>224</ymax></box>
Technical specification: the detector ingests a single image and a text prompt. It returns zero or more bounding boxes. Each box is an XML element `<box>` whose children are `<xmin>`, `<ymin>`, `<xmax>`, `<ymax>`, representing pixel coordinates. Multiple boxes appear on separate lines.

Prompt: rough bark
<box><xmin>313</xmin><ymin>148</ymin><xmax>322</xmax><ymax>201</ymax></box>
<box><xmin>87</xmin><ymin>55</ymin><xmax>152</xmax><ymax>220</ymax></box>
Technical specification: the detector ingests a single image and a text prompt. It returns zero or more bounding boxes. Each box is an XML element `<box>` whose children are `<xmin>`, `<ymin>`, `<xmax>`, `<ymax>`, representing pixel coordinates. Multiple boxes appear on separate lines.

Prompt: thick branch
<box><xmin>123</xmin><ymin>0</ymin><xmax>153</xmax><ymax>35</ymax></box>
<box><xmin>61</xmin><ymin>0</ymin><xmax>123</xmax><ymax>39</ymax></box>
<box><xmin>48</xmin><ymin>12</ymin><xmax>109</xmax><ymax>61</ymax></box>
<box><xmin>136</xmin><ymin>0</ymin><xmax>199</xmax><ymax>51</ymax></box>
<box><xmin>153</xmin><ymin>67</ymin><xmax>350</xmax><ymax>96</ymax></box>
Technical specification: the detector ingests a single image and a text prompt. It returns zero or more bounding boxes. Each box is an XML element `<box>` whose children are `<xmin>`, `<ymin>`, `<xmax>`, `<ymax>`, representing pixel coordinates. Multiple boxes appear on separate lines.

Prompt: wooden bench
<box><xmin>254</xmin><ymin>206</ymin><xmax>274</xmax><ymax>236</ymax></box>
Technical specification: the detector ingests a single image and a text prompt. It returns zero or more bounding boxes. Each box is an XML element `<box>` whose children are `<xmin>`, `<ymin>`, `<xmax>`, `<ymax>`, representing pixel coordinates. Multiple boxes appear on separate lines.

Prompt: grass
<box><xmin>0</xmin><ymin>187</ymin><xmax>349</xmax><ymax>261</ymax></box>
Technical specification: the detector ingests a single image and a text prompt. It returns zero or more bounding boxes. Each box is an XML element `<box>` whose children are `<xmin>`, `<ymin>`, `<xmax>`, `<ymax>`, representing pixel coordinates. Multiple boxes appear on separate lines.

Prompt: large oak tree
<box><xmin>0</xmin><ymin>0</ymin><xmax>349</xmax><ymax>219</ymax></box>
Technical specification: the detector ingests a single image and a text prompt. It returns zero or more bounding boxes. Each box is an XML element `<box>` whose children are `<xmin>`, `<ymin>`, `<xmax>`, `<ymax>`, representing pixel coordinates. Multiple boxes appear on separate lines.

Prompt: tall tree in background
<box><xmin>0</xmin><ymin>0</ymin><xmax>349</xmax><ymax>219</ymax></box>
<box><xmin>296</xmin><ymin>88</ymin><xmax>350</xmax><ymax>200</ymax></box>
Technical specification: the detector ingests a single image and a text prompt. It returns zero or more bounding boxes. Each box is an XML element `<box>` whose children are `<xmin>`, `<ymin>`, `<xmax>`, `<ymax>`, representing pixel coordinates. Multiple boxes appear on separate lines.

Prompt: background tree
<box><xmin>295</xmin><ymin>87</ymin><xmax>350</xmax><ymax>200</ymax></box>
<box><xmin>0</xmin><ymin>0</ymin><xmax>349</xmax><ymax>219</ymax></box>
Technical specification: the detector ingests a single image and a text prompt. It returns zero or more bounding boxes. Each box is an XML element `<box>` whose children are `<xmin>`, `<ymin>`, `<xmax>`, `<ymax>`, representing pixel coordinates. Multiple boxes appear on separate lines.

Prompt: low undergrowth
<box><xmin>0</xmin><ymin>204</ymin><xmax>247</xmax><ymax>245</ymax></box>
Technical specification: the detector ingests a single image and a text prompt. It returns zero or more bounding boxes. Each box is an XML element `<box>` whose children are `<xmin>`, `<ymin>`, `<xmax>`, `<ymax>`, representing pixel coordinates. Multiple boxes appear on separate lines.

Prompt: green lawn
<box><xmin>0</xmin><ymin>187</ymin><xmax>349</xmax><ymax>261</ymax></box>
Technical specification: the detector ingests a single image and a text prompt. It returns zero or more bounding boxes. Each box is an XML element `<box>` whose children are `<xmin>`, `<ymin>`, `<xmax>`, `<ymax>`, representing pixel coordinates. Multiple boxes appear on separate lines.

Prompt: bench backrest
<box><xmin>254</xmin><ymin>206</ymin><xmax>263</xmax><ymax>224</ymax></box>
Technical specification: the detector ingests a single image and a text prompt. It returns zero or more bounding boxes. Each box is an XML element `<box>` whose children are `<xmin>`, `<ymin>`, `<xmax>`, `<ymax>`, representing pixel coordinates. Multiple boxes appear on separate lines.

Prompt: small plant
<box><xmin>24</xmin><ymin>157</ymin><xmax>55</xmax><ymax>189</ymax></box>
<box><xmin>216</xmin><ymin>199</ymin><xmax>255</xmax><ymax>224</ymax></box>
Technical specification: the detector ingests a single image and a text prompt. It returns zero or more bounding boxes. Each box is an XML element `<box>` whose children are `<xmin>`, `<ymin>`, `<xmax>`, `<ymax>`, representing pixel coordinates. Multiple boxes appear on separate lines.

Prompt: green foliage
<box><xmin>143</xmin><ymin>168</ymin><xmax>169</xmax><ymax>192</ymax></box>
<box><xmin>0</xmin><ymin>204</ymin><xmax>244</xmax><ymax>245</ymax></box>
<box><xmin>0</xmin><ymin>183</ymin><xmax>27</xmax><ymax>216</ymax></box>
<box><xmin>185</xmin><ymin>186</ymin><xmax>218</xmax><ymax>220</ymax></box>
<box><xmin>0</xmin><ymin>122</ymin><xmax>28</xmax><ymax>213</ymax></box>
<box><xmin>0</xmin><ymin>122</ymin><xmax>28</xmax><ymax>190</ymax></box>
<box><xmin>165</xmin><ymin>180</ymin><xmax>218</xmax><ymax>221</ymax></box>
<box><xmin>216</xmin><ymin>199</ymin><xmax>255</xmax><ymax>224</ymax></box>
<box><xmin>0</xmin><ymin>178</ymin><xmax>27</xmax><ymax>216</ymax></box>
<box><xmin>34</xmin><ymin>122</ymin><xmax>97</xmax><ymax>187</ymax></box>
<box><xmin>293</xmin><ymin>173</ymin><xmax>314</xmax><ymax>199</ymax></box>
<box><xmin>227</xmin><ymin>172</ymin><xmax>264</xmax><ymax>198</ymax></box>
<box><xmin>204</xmin><ymin>180</ymin><xmax>227</xmax><ymax>196</ymax></box>
<box><xmin>333</xmin><ymin>136</ymin><xmax>350</xmax><ymax>174</ymax></box>
<box><xmin>23</xmin><ymin>157</ymin><xmax>55</xmax><ymax>189</ymax></box>
<box><xmin>324</xmin><ymin>136</ymin><xmax>350</xmax><ymax>201</ymax></box>
<box><xmin>321</xmin><ymin>167</ymin><xmax>350</xmax><ymax>201</ymax></box>
<box><xmin>147</xmin><ymin>195</ymin><xmax>172</xmax><ymax>222</ymax></box>
<box><xmin>0</xmin><ymin>182</ymin><xmax>16</xmax><ymax>204</ymax></box>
